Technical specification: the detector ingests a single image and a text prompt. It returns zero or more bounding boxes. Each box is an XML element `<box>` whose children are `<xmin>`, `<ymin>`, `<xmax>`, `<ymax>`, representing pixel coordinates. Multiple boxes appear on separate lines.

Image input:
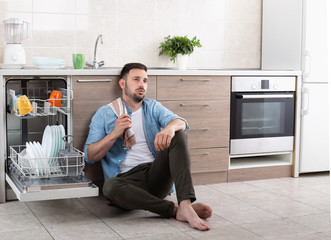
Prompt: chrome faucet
<box><xmin>85</xmin><ymin>34</ymin><xmax>104</xmax><ymax>69</ymax></box>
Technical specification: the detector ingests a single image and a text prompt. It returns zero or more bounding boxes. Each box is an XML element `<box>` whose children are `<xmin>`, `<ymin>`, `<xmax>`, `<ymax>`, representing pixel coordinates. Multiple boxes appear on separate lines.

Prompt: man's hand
<box><xmin>113</xmin><ymin>114</ymin><xmax>131</xmax><ymax>138</ymax></box>
<box><xmin>154</xmin><ymin>126</ymin><xmax>175</xmax><ymax>151</ymax></box>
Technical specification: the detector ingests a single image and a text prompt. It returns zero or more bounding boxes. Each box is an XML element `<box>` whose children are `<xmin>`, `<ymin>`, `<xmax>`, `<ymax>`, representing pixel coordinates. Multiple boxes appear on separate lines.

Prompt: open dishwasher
<box><xmin>3</xmin><ymin>76</ymin><xmax>98</xmax><ymax>202</ymax></box>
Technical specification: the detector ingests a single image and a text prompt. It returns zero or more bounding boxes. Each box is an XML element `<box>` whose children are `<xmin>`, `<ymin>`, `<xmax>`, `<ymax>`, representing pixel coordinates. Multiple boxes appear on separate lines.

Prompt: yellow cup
<box><xmin>15</xmin><ymin>95</ymin><xmax>33</xmax><ymax>116</ymax></box>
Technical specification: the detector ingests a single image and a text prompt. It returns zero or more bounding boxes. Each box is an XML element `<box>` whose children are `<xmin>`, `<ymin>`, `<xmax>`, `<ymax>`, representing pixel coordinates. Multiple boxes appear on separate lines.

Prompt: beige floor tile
<box><xmin>209</xmin><ymin>181</ymin><xmax>262</xmax><ymax>194</ymax></box>
<box><xmin>230</xmin><ymin>189</ymin><xmax>323</xmax><ymax>218</ymax></box>
<box><xmin>0</xmin><ymin>212</ymin><xmax>44</xmax><ymax>233</ymax></box>
<box><xmin>127</xmin><ymin>232</ymin><xmax>193</xmax><ymax>240</ymax></box>
<box><xmin>0</xmin><ymin>200</ymin><xmax>31</xmax><ymax>215</ymax></box>
<box><xmin>289</xmin><ymin>213</ymin><xmax>331</xmax><ymax>233</ymax></box>
<box><xmin>241</xmin><ymin>219</ymin><xmax>314</xmax><ymax>239</ymax></box>
<box><xmin>269</xmin><ymin>186</ymin><xmax>330</xmax><ymax>211</ymax></box>
<box><xmin>244</xmin><ymin>178</ymin><xmax>301</xmax><ymax>190</ymax></box>
<box><xmin>104</xmin><ymin>217</ymin><xmax>181</xmax><ymax>239</ymax></box>
<box><xmin>213</xmin><ymin>201</ymin><xmax>281</xmax><ymax>224</ymax></box>
<box><xmin>36</xmin><ymin>208</ymin><xmax>103</xmax><ymax>231</ymax></box>
<box><xmin>26</xmin><ymin>198</ymin><xmax>86</xmax><ymax>216</ymax></box>
<box><xmin>274</xmin><ymin>232</ymin><xmax>331</xmax><ymax>240</ymax></box>
<box><xmin>0</xmin><ymin>228</ymin><xmax>53</xmax><ymax>240</ymax></box>
<box><xmin>49</xmin><ymin>222</ymin><xmax>122</xmax><ymax>240</ymax></box>
<box><xmin>186</xmin><ymin>223</ymin><xmax>264</xmax><ymax>240</ymax></box>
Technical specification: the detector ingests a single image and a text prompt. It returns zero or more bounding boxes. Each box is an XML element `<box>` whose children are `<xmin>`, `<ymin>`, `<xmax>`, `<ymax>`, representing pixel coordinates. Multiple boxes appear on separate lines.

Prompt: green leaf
<box><xmin>159</xmin><ymin>35</ymin><xmax>202</xmax><ymax>62</ymax></box>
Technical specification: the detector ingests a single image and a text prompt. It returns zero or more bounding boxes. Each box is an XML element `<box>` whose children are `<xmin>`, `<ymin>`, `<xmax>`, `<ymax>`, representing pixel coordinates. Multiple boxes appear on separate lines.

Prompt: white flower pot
<box><xmin>176</xmin><ymin>54</ymin><xmax>189</xmax><ymax>70</ymax></box>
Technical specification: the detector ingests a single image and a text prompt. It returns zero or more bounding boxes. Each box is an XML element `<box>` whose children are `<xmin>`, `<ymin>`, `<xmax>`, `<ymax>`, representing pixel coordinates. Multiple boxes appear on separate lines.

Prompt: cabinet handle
<box><xmin>180</xmin><ymin>78</ymin><xmax>211</xmax><ymax>82</ymax></box>
<box><xmin>179</xmin><ymin>103</ymin><xmax>210</xmax><ymax>107</ymax></box>
<box><xmin>191</xmin><ymin>152</ymin><xmax>210</xmax><ymax>156</ymax></box>
<box><xmin>77</xmin><ymin>79</ymin><xmax>113</xmax><ymax>83</ymax></box>
<box><xmin>190</xmin><ymin>127</ymin><xmax>210</xmax><ymax>131</ymax></box>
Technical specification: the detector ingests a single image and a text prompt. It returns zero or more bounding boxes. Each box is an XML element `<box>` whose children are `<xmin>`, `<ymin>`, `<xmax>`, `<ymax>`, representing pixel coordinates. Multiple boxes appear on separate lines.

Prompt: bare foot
<box><xmin>176</xmin><ymin>200</ymin><xmax>210</xmax><ymax>231</ymax></box>
<box><xmin>192</xmin><ymin>202</ymin><xmax>212</xmax><ymax>219</ymax></box>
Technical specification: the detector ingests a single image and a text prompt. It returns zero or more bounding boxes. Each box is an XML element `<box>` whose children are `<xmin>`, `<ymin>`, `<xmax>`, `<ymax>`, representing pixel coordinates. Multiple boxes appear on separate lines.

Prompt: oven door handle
<box><xmin>237</xmin><ymin>94</ymin><xmax>294</xmax><ymax>99</ymax></box>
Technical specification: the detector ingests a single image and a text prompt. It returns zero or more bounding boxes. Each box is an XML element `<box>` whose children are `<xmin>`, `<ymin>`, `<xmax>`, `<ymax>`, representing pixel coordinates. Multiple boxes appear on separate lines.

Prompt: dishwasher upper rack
<box><xmin>7</xmin><ymin>87</ymin><xmax>73</xmax><ymax>118</ymax></box>
<box><xmin>9</xmin><ymin>145</ymin><xmax>85</xmax><ymax>180</ymax></box>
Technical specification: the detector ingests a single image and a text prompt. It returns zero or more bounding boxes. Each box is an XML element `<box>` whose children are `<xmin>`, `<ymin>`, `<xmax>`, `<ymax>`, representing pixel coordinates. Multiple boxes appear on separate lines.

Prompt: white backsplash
<box><xmin>0</xmin><ymin>0</ymin><xmax>262</xmax><ymax>69</ymax></box>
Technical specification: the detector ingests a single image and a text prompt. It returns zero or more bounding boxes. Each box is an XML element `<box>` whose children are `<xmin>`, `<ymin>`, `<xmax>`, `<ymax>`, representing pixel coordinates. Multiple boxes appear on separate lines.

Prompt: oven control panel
<box><xmin>231</xmin><ymin>76</ymin><xmax>296</xmax><ymax>92</ymax></box>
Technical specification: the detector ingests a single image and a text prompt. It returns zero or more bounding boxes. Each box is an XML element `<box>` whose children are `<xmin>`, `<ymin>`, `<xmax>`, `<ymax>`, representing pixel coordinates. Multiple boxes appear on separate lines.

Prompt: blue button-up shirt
<box><xmin>84</xmin><ymin>98</ymin><xmax>189</xmax><ymax>180</ymax></box>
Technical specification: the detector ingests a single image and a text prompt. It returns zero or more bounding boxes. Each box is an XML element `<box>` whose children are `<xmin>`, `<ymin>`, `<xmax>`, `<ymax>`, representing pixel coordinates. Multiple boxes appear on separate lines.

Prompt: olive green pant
<box><xmin>102</xmin><ymin>130</ymin><xmax>196</xmax><ymax>217</ymax></box>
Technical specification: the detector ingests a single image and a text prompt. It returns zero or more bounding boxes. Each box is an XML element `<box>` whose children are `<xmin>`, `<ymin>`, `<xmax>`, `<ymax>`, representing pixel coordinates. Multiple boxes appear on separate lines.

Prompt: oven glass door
<box><xmin>230</xmin><ymin>92</ymin><xmax>295</xmax><ymax>140</ymax></box>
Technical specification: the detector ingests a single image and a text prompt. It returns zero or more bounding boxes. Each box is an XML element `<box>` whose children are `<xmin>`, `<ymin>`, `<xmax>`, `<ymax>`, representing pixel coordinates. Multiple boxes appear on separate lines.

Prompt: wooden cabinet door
<box><xmin>72</xmin><ymin>76</ymin><xmax>121</xmax><ymax>151</ymax></box>
<box><xmin>72</xmin><ymin>76</ymin><xmax>156</xmax><ymax>151</ymax></box>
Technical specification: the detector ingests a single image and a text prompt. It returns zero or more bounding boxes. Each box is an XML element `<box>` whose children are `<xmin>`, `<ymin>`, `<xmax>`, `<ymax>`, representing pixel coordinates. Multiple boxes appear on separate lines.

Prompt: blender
<box><xmin>2</xmin><ymin>18</ymin><xmax>30</xmax><ymax>67</ymax></box>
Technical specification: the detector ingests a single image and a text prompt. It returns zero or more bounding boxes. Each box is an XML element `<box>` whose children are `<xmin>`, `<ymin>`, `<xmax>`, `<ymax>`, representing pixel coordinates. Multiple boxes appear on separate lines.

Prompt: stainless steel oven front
<box><xmin>230</xmin><ymin>76</ymin><xmax>296</xmax><ymax>155</ymax></box>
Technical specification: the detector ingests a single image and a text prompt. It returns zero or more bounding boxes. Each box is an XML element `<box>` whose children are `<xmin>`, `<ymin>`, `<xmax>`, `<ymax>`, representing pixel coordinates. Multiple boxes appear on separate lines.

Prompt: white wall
<box><xmin>0</xmin><ymin>0</ymin><xmax>262</xmax><ymax>69</ymax></box>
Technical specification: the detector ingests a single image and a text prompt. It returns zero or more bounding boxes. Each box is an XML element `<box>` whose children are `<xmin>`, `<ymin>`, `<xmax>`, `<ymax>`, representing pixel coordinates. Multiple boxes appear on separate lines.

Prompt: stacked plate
<box><xmin>24</xmin><ymin>141</ymin><xmax>50</xmax><ymax>176</ymax></box>
<box><xmin>42</xmin><ymin>125</ymin><xmax>66</xmax><ymax>161</ymax></box>
<box><xmin>19</xmin><ymin>125</ymin><xmax>66</xmax><ymax>177</ymax></box>
<box><xmin>32</xmin><ymin>56</ymin><xmax>66</xmax><ymax>69</ymax></box>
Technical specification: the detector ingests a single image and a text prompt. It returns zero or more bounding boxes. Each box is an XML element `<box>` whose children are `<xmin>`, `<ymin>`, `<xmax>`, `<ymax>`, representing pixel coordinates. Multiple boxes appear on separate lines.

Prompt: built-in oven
<box><xmin>230</xmin><ymin>76</ymin><xmax>296</xmax><ymax>155</ymax></box>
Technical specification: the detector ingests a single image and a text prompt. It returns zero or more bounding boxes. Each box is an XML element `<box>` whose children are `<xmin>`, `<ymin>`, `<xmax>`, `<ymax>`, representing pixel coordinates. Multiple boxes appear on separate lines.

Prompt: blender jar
<box><xmin>3</xmin><ymin>18</ymin><xmax>29</xmax><ymax>44</ymax></box>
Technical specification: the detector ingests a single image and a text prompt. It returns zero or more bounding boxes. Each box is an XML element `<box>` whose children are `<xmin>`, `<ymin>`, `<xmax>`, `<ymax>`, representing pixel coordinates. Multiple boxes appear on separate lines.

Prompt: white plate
<box><xmin>42</xmin><ymin>125</ymin><xmax>52</xmax><ymax>158</ymax></box>
<box><xmin>54</xmin><ymin>125</ymin><xmax>61</xmax><ymax>157</ymax></box>
<box><xmin>50</xmin><ymin>126</ymin><xmax>57</xmax><ymax>158</ymax></box>
<box><xmin>32</xmin><ymin>141</ymin><xmax>44</xmax><ymax>176</ymax></box>
<box><xmin>35</xmin><ymin>141</ymin><xmax>50</xmax><ymax>175</ymax></box>
<box><xmin>59</xmin><ymin>124</ymin><xmax>66</xmax><ymax>149</ymax></box>
<box><xmin>0</xmin><ymin>63</ymin><xmax>24</xmax><ymax>69</ymax></box>
<box><xmin>35</xmin><ymin>64</ymin><xmax>65</xmax><ymax>69</ymax></box>
<box><xmin>26</xmin><ymin>142</ymin><xmax>39</xmax><ymax>176</ymax></box>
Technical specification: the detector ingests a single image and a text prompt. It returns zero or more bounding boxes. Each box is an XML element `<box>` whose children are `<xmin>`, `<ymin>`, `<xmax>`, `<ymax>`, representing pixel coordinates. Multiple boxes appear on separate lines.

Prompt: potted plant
<box><xmin>159</xmin><ymin>35</ymin><xmax>202</xmax><ymax>70</ymax></box>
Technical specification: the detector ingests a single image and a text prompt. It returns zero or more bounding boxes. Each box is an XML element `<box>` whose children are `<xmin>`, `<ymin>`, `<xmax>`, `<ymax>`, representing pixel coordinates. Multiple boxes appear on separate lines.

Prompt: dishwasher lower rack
<box><xmin>9</xmin><ymin>145</ymin><xmax>85</xmax><ymax>180</ymax></box>
<box><xmin>7</xmin><ymin>145</ymin><xmax>93</xmax><ymax>193</ymax></box>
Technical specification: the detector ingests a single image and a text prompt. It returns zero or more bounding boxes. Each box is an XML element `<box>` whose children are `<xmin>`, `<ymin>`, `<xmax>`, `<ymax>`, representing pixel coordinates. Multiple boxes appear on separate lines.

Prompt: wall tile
<box><xmin>33</xmin><ymin>0</ymin><xmax>75</xmax><ymax>14</ymax></box>
<box><xmin>76</xmin><ymin>0</ymin><xmax>116</xmax><ymax>16</ymax></box>
<box><xmin>117</xmin><ymin>16</ymin><xmax>155</xmax><ymax>50</ymax></box>
<box><xmin>0</xmin><ymin>0</ymin><xmax>32</xmax><ymax>12</ymax></box>
<box><xmin>75</xmin><ymin>15</ymin><xmax>116</xmax><ymax>49</ymax></box>
<box><xmin>118</xmin><ymin>0</ymin><xmax>155</xmax><ymax>17</ymax></box>
<box><xmin>32</xmin><ymin>13</ymin><xmax>75</xmax><ymax>48</ymax></box>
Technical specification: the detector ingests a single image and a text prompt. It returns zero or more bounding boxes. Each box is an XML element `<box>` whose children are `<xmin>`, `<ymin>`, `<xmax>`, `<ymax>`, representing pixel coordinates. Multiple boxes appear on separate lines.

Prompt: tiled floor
<box><xmin>0</xmin><ymin>172</ymin><xmax>330</xmax><ymax>240</ymax></box>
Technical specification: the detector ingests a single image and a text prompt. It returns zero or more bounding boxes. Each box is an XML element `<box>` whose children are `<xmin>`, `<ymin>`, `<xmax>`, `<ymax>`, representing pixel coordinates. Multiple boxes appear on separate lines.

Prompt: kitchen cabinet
<box><xmin>72</xmin><ymin>76</ymin><xmax>156</xmax><ymax>188</ymax></box>
<box><xmin>156</xmin><ymin>76</ymin><xmax>230</xmax><ymax>184</ymax></box>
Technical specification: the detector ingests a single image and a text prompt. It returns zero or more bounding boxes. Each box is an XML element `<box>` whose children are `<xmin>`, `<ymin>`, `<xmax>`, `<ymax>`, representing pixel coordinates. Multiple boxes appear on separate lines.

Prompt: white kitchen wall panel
<box><xmin>261</xmin><ymin>0</ymin><xmax>303</xmax><ymax>70</ymax></box>
<box><xmin>0</xmin><ymin>0</ymin><xmax>262</xmax><ymax>69</ymax></box>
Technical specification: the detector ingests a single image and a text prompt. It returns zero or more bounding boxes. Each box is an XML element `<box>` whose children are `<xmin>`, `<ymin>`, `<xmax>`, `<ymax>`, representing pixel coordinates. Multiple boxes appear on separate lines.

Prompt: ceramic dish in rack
<box><xmin>42</xmin><ymin>125</ymin><xmax>52</xmax><ymax>158</ymax></box>
<box><xmin>26</xmin><ymin>142</ymin><xmax>39</xmax><ymax>176</ymax></box>
<box><xmin>59</xmin><ymin>124</ymin><xmax>66</xmax><ymax>149</ymax></box>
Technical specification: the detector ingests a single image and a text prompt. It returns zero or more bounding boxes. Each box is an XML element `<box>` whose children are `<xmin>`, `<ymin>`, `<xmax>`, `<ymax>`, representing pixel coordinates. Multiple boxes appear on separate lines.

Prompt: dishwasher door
<box><xmin>4</xmin><ymin>77</ymin><xmax>98</xmax><ymax>202</ymax></box>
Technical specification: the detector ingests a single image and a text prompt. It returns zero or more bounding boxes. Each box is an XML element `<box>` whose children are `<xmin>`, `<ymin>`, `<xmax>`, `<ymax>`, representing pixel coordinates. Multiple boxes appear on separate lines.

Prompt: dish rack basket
<box><xmin>8</xmin><ymin>145</ymin><xmax>85</xmax><ymax>182</ymax></box>
<box><xmin>7</xmin><ymin>87</ymin><xmax>73</xmax><ymax>117</ymax></box>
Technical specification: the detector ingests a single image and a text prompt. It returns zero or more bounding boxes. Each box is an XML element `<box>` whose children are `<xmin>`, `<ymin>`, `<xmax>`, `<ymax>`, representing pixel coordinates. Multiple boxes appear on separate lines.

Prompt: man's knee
<box><xmin>170</xmin><ymin>130</ymin><xmax>187</xmax><ymax>147</ymax></box>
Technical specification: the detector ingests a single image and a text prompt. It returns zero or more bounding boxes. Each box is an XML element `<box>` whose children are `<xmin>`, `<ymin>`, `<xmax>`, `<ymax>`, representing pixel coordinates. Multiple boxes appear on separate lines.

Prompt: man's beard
<box><xmin>124</xmin><ymin>86</ymin><xmax>145</xmax><ymax>103</ymax></box>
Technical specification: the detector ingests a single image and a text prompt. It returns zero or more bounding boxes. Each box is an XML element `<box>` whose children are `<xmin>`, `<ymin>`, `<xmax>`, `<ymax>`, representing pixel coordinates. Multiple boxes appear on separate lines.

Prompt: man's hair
<box><xmin>120</xmin><ymin>62</ymin><xmax>147</xmax><ymax>80</ymax></box>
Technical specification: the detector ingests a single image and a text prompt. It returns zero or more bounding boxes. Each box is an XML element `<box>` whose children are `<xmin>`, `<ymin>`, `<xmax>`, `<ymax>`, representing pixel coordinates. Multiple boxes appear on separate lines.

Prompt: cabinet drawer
<box><xmin>160</xmin><ymin>100</ymin><xmax>230</xmax><ymax>148</ymax></box>
<box><xmin>190</xmin><ymin>148</ymin><xmax>229</xmax><ymax>173</ymax></box>
<box><xmin>157</xmin><ymin>76</ymin><xmax>230</xmax><ymax>101</ymax></box>
<box><xmin>187</xmin><ymin>123</ymin><xmax>229</xmax><ymax>148</ymax></box>
<box><xmin>160</xmin><ymin>100</ymin><xmax>229</xmax><ymax>125</ymax></box>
